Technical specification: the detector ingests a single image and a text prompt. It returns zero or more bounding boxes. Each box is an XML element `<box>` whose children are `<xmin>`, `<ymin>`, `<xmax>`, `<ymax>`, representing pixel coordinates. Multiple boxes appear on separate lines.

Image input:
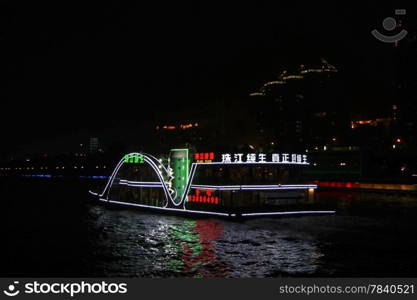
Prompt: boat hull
<box><xmin>96</xmin><ymin>197</ymin><xmax>336</xmax><ymax>219</ymax></box>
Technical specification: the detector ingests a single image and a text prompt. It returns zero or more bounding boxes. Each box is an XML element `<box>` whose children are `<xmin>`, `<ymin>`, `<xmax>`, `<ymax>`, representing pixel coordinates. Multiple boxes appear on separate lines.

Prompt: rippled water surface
<box><xmin>86</xmin><ymin>207</ymin><xmax>329</xmax><ymax>277</ymax></box>
<box><xmin>83</xmin><ymin>192</ymin><xmax>417</xmax><ymax>277</ymax></box>
<box><xmin>1</xmin><ymin>179</ymin><xmax>417</xmax><ymax>277</ymax></box>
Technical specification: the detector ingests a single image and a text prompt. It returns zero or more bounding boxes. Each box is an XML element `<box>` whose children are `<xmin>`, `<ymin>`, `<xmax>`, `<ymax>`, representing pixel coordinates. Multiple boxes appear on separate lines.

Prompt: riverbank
<box><xmin>314</xmin><ymin>181</ymin><xmax>417</xmax><ymax>195</ymax></box>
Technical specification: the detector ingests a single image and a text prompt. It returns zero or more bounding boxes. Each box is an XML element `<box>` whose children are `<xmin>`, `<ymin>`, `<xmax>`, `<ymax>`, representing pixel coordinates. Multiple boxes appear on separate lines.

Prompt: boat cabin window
<box><xmin>192</xmin><ymin>164</ymin><xmax>303</xmax><ymax>185</ymax></box>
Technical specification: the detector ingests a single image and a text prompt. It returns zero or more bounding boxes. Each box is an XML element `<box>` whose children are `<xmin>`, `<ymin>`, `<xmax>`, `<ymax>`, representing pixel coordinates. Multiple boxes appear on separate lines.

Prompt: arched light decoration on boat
<box><xmin>97</xmin><ymin>152</ymin><xmax>176</xmax><ymax>208</ymax></box>
<box><xmin>91</xmin><ymin>150</ymin><xmax>335</xmax><ymax>217</ymax></box>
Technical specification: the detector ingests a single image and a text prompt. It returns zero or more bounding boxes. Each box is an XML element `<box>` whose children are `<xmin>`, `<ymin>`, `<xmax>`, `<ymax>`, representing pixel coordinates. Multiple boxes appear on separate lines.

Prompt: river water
<box><xmin>1</xmin><ymin>179</ymin><xmax>416</xmax><ymax>277</ymax></box>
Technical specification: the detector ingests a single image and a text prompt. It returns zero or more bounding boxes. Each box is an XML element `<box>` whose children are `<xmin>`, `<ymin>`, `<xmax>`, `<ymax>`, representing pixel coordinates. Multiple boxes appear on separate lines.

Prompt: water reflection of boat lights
<box><xmin>166</xmin><ymin>220</ymin><xmax>227</xmax><ymax>277</ymax></box>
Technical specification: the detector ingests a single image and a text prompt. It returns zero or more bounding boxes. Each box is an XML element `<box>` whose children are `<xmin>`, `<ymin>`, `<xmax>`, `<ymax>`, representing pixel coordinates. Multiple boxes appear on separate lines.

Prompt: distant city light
<box><xmin>249</xmin><ymin>92</ymin><xmax>265</xmax><ymax>96</ymax></box>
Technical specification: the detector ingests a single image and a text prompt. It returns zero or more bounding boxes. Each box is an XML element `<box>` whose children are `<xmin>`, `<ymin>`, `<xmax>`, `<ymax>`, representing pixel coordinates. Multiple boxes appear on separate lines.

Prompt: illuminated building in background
<box><xmin>89</xmin><ymin>137</ymin><xmax>99</xmax><ymax>153</ymax></box>
<box><xmin>350</xmin><ymin>118</ymin><xmax>392</xmax><ymax>129</ymax></box>
<box><xmin>246</xmin><ymin>58</ymin><xmax>343</xmax><ymax>151</ymax></box>
<box><xmin>149</xmin><ymin>59</ymin><xmax>344</xmax><ymax>152</ymax></box>
<box><xmin>155</xmin><ymin>119</ymin><xmax>209</xmax><ymax>151</ymax></box>
<box><xmin>349</xmin><ymin>117</ymin><xmax>393</xmax><ymax>147</ymax></box>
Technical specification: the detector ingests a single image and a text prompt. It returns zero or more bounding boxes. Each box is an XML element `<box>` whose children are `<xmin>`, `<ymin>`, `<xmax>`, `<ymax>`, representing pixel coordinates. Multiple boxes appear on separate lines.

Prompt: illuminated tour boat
<box><xmin>89</xmin><ymin>149</ymin><xmax>335</xmax><ymax>218</ymax></box>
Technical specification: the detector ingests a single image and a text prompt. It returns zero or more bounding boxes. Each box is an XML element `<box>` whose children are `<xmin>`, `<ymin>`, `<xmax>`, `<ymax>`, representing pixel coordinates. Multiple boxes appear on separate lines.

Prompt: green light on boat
<box><xmin>124</xmin><ymin>153</ymin><xmax>144</xmax><ymax>164</ymax></box>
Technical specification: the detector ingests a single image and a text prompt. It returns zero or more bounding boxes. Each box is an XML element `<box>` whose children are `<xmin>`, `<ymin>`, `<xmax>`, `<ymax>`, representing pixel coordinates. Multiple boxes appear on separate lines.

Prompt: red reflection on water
<box><xmin>181</xmin><ymin>220</ymin><xmax>228</xmax><ymax>277</ymax></box>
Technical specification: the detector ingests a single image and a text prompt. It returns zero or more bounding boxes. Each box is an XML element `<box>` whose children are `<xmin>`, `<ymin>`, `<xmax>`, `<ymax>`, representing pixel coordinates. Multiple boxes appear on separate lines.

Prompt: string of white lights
<box><xmin>96</xmin><ymin>153</ymin><xmax>320</xmax><ymax>214</ymax></box>
<box><xmin>180</xmin><ymin>163</ymin><xmax>198</xmax><ymax>209</ymax></box>
<box><xmin>241</xmin><ymin>211</ymin><xmax>336</xmax><ymax>217</ymax></box>
<box><xmin>99</xmin><ymin>198</ymin><xmax>233</xmax><ymax>217</ymax></box>
<box><xmin>119</xmin><ymin>180</ymin><xmax>164</xmax><ymax>187</ymax></box>
<box><xmin>193</xmin><ymin>162</ymin><xmax>310</xmax><ymax>166</ymax></box>
<box><xmin>98</xmin><ymin>153</ymin><xmax>171</xmax><ymax>208</ymax></box>
<box><xmin>189</xmin><ymin>184</ymin><xmax>317</xmax><ymax>190</ymax></box>
<box><xmin>99</xmin><ymin>198</ymin><xmax>335</xmax><ymax>218</ymax></box>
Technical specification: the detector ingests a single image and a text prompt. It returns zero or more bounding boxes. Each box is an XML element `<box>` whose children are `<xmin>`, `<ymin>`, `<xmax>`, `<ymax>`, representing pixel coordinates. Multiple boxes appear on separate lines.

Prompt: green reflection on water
<box><xmin>162</xmin><ymin>219</ymin><xmax>226</xmax><ymax>277</ymax></box>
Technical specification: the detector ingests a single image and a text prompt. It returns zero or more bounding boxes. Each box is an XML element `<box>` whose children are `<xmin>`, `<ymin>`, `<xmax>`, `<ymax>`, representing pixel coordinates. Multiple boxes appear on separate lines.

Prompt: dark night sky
<box><xmin>1</xmin><ymin>1</ymin><xmax>415</xmax><ymax>157</ymax></box>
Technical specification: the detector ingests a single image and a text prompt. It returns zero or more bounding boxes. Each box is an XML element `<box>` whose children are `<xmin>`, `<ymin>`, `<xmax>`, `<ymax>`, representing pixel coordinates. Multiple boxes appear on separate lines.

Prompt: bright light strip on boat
<box><xmin>99</xmin><ymin>198</ymin><xmax>334</xmax><ymax>218</ymax></box>
<box><xmin>181</xmin><ymin>163</ymin><xmax>198</xmax><ymax>208</ymax></box>
<box><xmin>193</xmin><ymin>162</ymin><xmax>310</xmax><ymax>166</ymax></box>
<box><xmin>189</xmin><ymin>184</ymin><xmax>317</xmax><ymax>190</ymax></box>
<box><xmin>241</xmin><ymin>211</ymin><xmax>336</xmax><ymax>217</ymax></box>
<box><xmin>183</xmin><ymin>164</ymin><xmax>316</xmax><ymax>209</ymax></box>
<box><xmin>99</xmin><ymin>157</ymin><xmax>125</xmax><ymax>197</ymax></box>
<box><xmin>99</xmin><ymin>198</ymin><xmax>232</xmax><ymax>217</ymax></box>
<box><xmin>119</xmin><ymin>180</ymin><xmax>162</xmax><ymax>184</ymax></box>
<box><xmin>141</xmin><ymin>156</ymin><xmax>171</xmax><ymax>207</ymax></box>
<box><xmin>118</xmin><ymin>180</ymin><xmax>163</xmax><ymax>187</ymax></box>
<box><xmin>98</xmin><ymin>153</ymin><xmax>172</xmax><ymax>208</ymax></box>
<box><xmin>143</xmin><ymin>152</ymin><xmax>170</xmax><ymax>174</ymax></box>
<box><xmin>119</xmin><ymin>183</ymin><xmax>165</xmax><ymax>188</ymax></box>
<box><xmin>190</xmin><ymin>185</ymin><xmax>239</xmax><ymax>191</ymax></box>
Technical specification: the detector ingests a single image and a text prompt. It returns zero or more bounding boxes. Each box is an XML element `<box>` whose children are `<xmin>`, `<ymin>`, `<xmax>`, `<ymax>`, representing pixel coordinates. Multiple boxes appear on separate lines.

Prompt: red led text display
<box><xmin>188</xmin><ymin>189</ymin><xmax>219</xmax><ymax>205</ymax></box>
